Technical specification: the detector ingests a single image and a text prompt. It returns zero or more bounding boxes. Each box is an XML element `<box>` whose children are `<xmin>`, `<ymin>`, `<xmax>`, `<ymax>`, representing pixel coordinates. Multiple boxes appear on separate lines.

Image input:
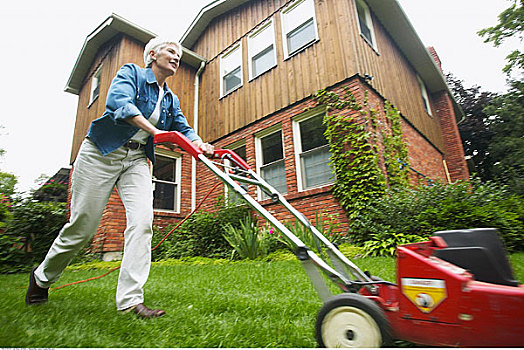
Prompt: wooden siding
<box><xmin>190</xmin><ymin>0</ymin><xmax>444</xmax><ymax>150</ymax></box>
<box><xmin>69</xmin><ymin>35</ymin><xmax>197</xmax><ymax>164</ymax></box>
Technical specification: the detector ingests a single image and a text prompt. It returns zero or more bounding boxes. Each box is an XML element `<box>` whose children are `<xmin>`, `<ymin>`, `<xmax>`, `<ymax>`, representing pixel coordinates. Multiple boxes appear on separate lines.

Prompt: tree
<box><xmin>476</xmin><ymin>0</ymin><xmax>524</xmax><ymax>195</ymax></box>
<box><xmin>483</xmin><ymin>80</ymin><xmax>524</xmax><ymax>195</ymax></box>
<box><xmin>446</xmin><ymin>74</ymin><xmax>498</xmax><ymax>179</ymax></box>
<box><xmin>478</xmin><ymin>0</ymin><xmax>524</xmax><ymax>76</ymax></box>
<box><xmin>0</xmin><ymin>125</ymin><xmax>5</xmax><ymax>159</ymax></box>
<box><xmin>448</xmin><ymin>75</ymin><xmax>523</xmax><ymax>195</ymax></box>
<box><xmin>0</xmin><ymin>172</ymin><xmax>17</xmax><ymax>200</ymax></box>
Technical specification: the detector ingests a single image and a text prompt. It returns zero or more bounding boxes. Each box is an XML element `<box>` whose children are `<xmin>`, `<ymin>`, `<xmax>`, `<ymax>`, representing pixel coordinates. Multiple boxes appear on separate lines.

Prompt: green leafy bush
<box><xmin>33</xmin><ymin>180</ymin><xmax>68</xmax><ymax>202</ymax></box>
<box><xmin>0</xmin><ymin>193</ymin><xmax>12</xmax><ymax>229</ymax></box>
<box><xmin>361</xmin><ymin>232</ymin><xmax>427</xmax><ymax>257</ymax></box>
<box><xmin>351</xmin><ymin>179</ymin><xmax>524</xmax><ymax>253</ymax></box>
<box><xmin>152</xmin><ymin>199</ymin><xmax>252</xmax><ymax>261</ymax></box>
<box><xmin>1</xmin><ymin>200</ymin><xmax>68</xmax><ymax>273</ymax></box>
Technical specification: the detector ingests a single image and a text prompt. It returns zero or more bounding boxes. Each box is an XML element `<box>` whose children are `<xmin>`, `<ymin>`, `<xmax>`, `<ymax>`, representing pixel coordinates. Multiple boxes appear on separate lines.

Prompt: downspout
<box><xmin>192</xmin><ymin>61</ymin><xmax>206</xmax><ymax>211</ymax></box>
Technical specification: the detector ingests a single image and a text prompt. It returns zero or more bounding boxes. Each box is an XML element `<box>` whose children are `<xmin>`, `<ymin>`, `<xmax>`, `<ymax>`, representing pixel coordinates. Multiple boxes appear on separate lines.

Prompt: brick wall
<box><xmin>427</xmin><ymin>47</ymin><xmax>470</xmax><ymax>182</ymax></box>
<box><xmin>84</xmin><ymin>146</ymin><xmax>196</xmax><ymax>257</ymax></box>
<box><xmin>79</xmin><ymin>75</ymin><xmax>462</xmax><ymax>256</ymax></box>
<box><xmin>432</xmin><ymin>91</ymin><xmax>470</xmax><ymax>182</ymax></box>
<box><xmin>402</xmin><ymin>119</ymin><xmax>448</xmax><ymax>183</ymax></box>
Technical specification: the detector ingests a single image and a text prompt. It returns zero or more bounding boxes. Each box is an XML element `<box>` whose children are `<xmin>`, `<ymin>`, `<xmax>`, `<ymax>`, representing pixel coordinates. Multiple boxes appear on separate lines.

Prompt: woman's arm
<box><xmin>126</xmin><ymin>115</ymin><xmax>163</xmax><ymax>136</ymax></box>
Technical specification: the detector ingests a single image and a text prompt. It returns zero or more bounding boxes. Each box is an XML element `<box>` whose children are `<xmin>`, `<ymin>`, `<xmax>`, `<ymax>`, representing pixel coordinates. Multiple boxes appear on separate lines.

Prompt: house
<box><xmin>64</xmin><ymin>1</ymin><xmax>469</xmax><ymax>260</ymax></box>
<box><xmin>32</xmin><ymin>167</ymin><xmax>71</xmax><ymax>203</ymax></box>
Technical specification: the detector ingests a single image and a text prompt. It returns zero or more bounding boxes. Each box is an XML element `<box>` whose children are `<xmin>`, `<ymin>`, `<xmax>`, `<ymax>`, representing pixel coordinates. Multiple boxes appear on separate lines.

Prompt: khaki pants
<box><xmin>34</xmin><ymin>138</ymin><xmax>154</xmax><ymax>310</ymax></box>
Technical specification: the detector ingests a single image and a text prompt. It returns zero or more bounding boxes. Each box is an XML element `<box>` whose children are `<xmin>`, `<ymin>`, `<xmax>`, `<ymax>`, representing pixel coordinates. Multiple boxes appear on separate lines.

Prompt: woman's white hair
<box><xmin>143</xmin><ymin>37</ymin><xmax>183</xmax><ymax>67</ymax></box>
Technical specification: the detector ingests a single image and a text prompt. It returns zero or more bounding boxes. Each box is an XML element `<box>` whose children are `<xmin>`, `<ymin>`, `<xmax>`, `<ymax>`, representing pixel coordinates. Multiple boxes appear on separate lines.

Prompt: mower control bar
<box><xmin>155</xmin><ymin>131</ymin><xmax>251</xmax><ymax>170</ymax></box>
<box><xmin>154</xmin><ymin>131</ymin><xmax>374</xmax><ymax>301</ymax></box>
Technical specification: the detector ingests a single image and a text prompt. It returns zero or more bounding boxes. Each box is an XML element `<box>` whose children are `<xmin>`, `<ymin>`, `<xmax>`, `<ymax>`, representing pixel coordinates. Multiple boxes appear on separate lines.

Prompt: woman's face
<box><xmin>151</xmin><ymin>44</ymin><xmax>180</xmax><ymax>76</ymax></box>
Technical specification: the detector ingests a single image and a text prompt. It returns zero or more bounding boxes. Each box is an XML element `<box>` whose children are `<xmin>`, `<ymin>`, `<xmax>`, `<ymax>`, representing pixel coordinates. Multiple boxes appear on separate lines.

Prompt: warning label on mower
<box><xmin>401</xmin><ymin>278</ymin><xmax>447</xmax><ymax>313</ymax></box>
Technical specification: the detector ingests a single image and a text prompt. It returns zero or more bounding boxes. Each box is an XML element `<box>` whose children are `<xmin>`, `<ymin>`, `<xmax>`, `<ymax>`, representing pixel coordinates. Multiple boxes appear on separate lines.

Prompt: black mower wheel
<box><xmin>315</xmin><ymin>293</ymin><xmax>392</xmax><ymax>348</ymax></box>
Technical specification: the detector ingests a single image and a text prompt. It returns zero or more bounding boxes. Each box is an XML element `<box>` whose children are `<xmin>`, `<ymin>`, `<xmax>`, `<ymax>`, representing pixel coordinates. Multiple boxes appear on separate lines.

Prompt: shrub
<box><xmin>152</xmin><ymin>199</ymin><xmax>252</xmax><ymax>261</ymax></box>
<box><xmin>275</xmin><ymin>211</ymin><xmax>344</xmax><ymax>254</ymax></box>
<box><xmin>0</xmin><ymin>230</ymin><xmax>25</xmax><ymax>274</ymax></box>
<box><xmin>351</xmin><ymin>179</ymin><xmax>524</xmax><ymax>253</ymax></box>
<box><xmin>0</xmin><ymin>193</ymin><xmax>12</xmax><ymax>225</ymax></box>
<box><xmin>1</xmin><ymin>200</ymin><xmax>68</xmax><ymax>273</ymax></box>
<box><xmin>33</xmin><ymin>181</ymin><xmax>68</xmax><ymax>202</ymax></box>
<box><xmin>361</xmin><ymin>232</ymin><xmax>428</xmax><ymax>257</ymax></box>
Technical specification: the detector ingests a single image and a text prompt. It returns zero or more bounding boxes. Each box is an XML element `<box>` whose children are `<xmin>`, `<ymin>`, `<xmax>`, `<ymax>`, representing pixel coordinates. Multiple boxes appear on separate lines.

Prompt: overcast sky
<box><xmin>0</xmin><ymin>0</ymin><xmax>518</xmax><ymax>193</ymax></box>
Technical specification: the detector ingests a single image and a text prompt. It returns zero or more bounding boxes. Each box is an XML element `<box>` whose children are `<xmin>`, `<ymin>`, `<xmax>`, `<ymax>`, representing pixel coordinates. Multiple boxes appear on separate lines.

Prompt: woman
<box><xmin>26</xmin><ymin>37</ymin><xmax>213</xmax><ymax>318</ymax></box>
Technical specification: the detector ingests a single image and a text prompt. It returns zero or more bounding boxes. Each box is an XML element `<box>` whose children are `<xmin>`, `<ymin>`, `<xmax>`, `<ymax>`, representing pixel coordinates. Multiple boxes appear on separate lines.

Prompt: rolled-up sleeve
<box><xmin>105</xmin><ymin>64</ymin><xmax>142</xmax><ymax>123</ymax></box>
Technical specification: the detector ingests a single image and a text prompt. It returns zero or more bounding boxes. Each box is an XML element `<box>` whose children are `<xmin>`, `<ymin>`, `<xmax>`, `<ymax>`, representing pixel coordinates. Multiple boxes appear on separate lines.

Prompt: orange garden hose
<box><xmin>51</xmin><ymin>182</ymin><xmax>222</xmax><ymax>291</ymax></box>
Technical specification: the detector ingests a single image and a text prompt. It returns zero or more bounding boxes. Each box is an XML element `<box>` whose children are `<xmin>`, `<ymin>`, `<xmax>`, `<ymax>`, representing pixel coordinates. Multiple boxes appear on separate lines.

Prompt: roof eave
<box><xmin>180</xmin><ymin>0</ymin><xmax>252</xmax><ymax>48</ymax></box>
<box><xmin>180</xmin><ymin>0</ymin><xmax>464</xmax><ymax>122</ymax></box>
<box><xmin>65</xmin><ymin>13</ymin><xmax>206</xmax><ymax>95</ymax></box>
<box><xmin>367</xmin><ymin>0</ymin><xmax>464</xmax><ymax>121</ymax></box>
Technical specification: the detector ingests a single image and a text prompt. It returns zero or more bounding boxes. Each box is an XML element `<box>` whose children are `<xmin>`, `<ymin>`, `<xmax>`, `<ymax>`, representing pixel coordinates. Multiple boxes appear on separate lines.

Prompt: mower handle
<box><xmin>153</xmin><ymin>131</ymin><xmax>251</xmax><ymax>170</ymax></box>
<box><xmin>154</xmin><ymin>131</ymin><xmax>202</xmax><ymax>159</ymax></box>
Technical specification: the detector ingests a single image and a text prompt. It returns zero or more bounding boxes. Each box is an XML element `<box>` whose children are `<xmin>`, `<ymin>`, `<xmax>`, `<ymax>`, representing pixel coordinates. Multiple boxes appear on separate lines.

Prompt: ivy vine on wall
<box><xmin>312</xmin><ymin>86</ymin><xmax>409</xmax><ymax>220</ymax></box>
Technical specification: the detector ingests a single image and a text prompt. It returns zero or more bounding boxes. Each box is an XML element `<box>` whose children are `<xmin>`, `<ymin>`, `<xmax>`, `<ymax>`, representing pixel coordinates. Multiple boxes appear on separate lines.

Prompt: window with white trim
<box><xmin>248</xmin><ymin>20</ymin><xmax>277</xmax><ymax>80</ymax></box>
<box><xmin>153</xmin><ymin>152</ymin><xmax>181</xmax><ymax>212</ymax></box>
<box><xmin>355</xmin><ymin>0</ymin><xmax>377</xmax><ymax>50</ymax></box>
<box><xmin>256</xmin><ymin>127</ymin><xmax>287</xmax><ymax>198</ymax></box>
<box><xmin>417</xmin><ymin>74</ymin><xmax>433</xmax><ymax>116</ymax></box>
<box><xmin>224</xmin><ymin>141</ymin><xmax>248</xmax><ymax>205</ymax></box>
<box><xmin>220</xmin><ymin>43</ymin><xmax>243</xmax><ymax>97</ymax></box>
<box><xmin>281</xmin><ymin>0</ymin><xmax>319</xmax><ymax>59</ymax></box>
<box><xmin>293</xmin><ymin>109</ymin><xmax>334</xmax><ymax>190</ymax></box>
<box><xmin>89</xmin><ymin>65</ymin><xmax>102</xmax><ymax>105</ymax></box>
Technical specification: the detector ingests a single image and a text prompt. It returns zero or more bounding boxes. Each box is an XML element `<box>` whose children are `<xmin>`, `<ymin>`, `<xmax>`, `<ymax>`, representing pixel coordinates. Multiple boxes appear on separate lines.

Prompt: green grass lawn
<box><xmin>1</xmin><ymin>254</ymin><xmax>522</xmax><ymax>348</ymax></box>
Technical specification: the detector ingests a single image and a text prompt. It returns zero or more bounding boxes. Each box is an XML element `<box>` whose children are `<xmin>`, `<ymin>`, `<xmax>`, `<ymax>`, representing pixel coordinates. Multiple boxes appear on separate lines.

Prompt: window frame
<box><xmin>248</xmin><ymin>20</ymin><xmax>278</xmax><ymax>81</ymax></box>
<box><xmin>280</xmin><ymin>0</ymin><xmax>319</xmax><ymax>60</ymax></box>
<box><xmin>292</xmin><ymin>106</ymin><xmax>334</xmax><ymax>191</ymax></box>
<box><xmin>255</xmin><ymin>124</ymin><xmax>287</xmax><ymax>200</ymax></box>
<box><xmin>354</xmin><ymin>0</ymin><xmax>378</xmax><ymax>53</ymax></box>
<box><xmin>89</xmin><ymin>65</ymin><xmax>102</xmax><ymax>106</ymax></box>
<box><xmin>152</xmin><ymin>149</ymin><xmax>182</xmax><ymax>213</ymax></box>
<box><xmin>417</xmin><ymin>74</ymin><xmax>433</xmax><ymax>117</ymax></box>
<box><xmin>220</xmin><ymin>42</ymin><xmax>243</xmax><ymax>98</ymax></box>
<box><xmin>223</xmin><ymin>139</ymin><xmax>248</xmax><ymax>205</ymax></box>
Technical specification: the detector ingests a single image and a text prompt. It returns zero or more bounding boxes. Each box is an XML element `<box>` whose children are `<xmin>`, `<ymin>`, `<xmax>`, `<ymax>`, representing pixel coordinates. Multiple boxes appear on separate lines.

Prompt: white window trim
<box><xmin>153</xmin><ymin>148</ymin><xmax>182</xmax><ymax>213</ymax></box>
<box><xmin>354</xmin><ymin>0</ymin><xmax>379</xmax><ymax>53</ymax></box>
<box><xmin>220</xmin><ymin>42</ymin><xmax>243</xmax><ymax>98</ymax></box>
<box><xmin>255</xmin><ymin>124</ymin><xmax>285</xmax><ymax>200</ymax></box>
<box><xmin>89</xmin><ymin>65</ymin><xmax>102</xmax><ymax>105</ymax></box>
<box><xmin>281</xmin><ymin>0</ymin><xmax>320</xmax><ymax>60</ymax></box>
<box><xmin>248</xmin><ymin>20</ymin><xmax>278</xmax><ymax>81</ymax></box>
<box><xmin>292</xmin><ymin>106</ymin><xmax>334</xmax><ymax>192</ymax></box>
<box><xmin>417</xmin><ymin>74</ymin><xmax>433</xmax><ymax>117</ymax></box>
<box><xmin>223</xmin><ymin>140</ymin><xmax>247</xmax><ymax>203</ymax></box>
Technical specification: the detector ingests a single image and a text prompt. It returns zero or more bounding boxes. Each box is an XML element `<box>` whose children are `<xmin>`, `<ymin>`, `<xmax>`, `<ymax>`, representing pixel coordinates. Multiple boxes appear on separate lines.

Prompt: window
<box><xmin>256</xmin><ymin>127</ymin><xmax>287</xmax><ymax>198</ymax></box>
<box><xmin>225</xmin><ymin>141</ymin><xmax>248</xmax><ymax>205</ymax></box>
<box><xmin>417</xmin><ymin>74</ymin><xmax>433</xmax><ymax>116</ymax></box>
<box><xmin>281</xmin><ymin>0</ymin><xmax>319</xmax><ymax>58</ymax></box>
<box><xmin>89</xmin><ymin>65</ymin><xmax>102</xmax><ymax>105</ymax></box>
<box><xmin>355</xmin><ymin>0</ymin><xmax>377</xmax><ymax>50</ymax></box>
<box><xmin>220</xmin><ymin>43</ymin><xmax>243</xmax><ymax>97</ymax></box>
<box><xmin>248</xmin><ymin>21</ymin><xmax>277</xmax><ymax>80</ymax></box>
<box><xmin>293</xmin><ymin>109</ymin><xmax>334</xmax><ymax>190</ymax></box>
<box><xmin>153</xmin><ymin>153</ymin><xmax>181</xmax><ymax>212</ymax></box>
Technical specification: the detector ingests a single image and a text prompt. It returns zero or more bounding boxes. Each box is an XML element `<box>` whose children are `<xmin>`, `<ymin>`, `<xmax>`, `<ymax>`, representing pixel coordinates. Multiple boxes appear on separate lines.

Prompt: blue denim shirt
<box><xmin>87</xmin><ymin>63</ymin><xmax>201</xmax><ymax>163</ymax></box>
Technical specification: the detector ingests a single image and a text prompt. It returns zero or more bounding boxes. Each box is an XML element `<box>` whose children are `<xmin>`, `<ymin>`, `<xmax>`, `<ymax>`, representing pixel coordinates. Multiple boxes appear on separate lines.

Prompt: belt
<box><xmin>123</xmin><ymin>140</ymin><xmax>144</xmax><ymax>150</ymax></box>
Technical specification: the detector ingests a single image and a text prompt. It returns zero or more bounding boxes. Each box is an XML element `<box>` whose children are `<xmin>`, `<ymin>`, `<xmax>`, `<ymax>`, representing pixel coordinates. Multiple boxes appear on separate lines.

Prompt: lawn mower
<box><xmin>155</xmin><ymin>131</ymin><xmax>524</xmax><ymax>347</ymax></box>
